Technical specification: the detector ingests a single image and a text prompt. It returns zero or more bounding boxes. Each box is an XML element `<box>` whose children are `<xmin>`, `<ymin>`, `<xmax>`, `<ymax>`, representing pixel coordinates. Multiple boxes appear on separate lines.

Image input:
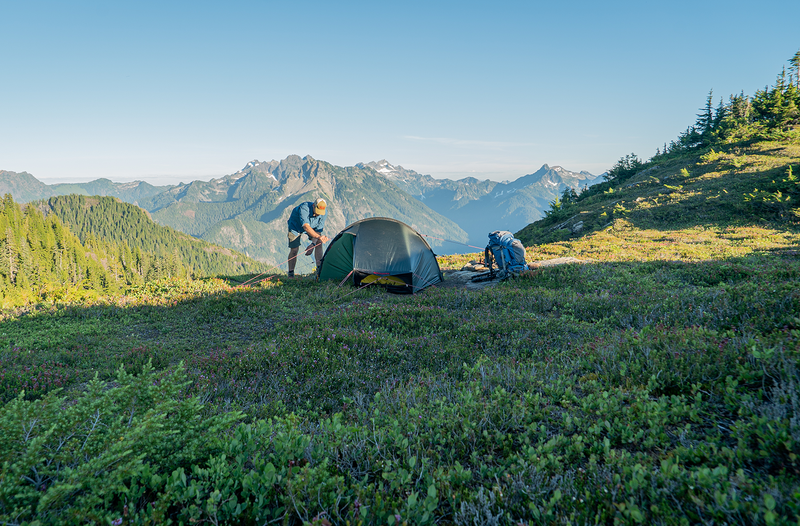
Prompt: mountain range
<box><xmin>135</xmin><ymin>155</ymin><xmax>468</xmax><ymax>271</ymax></box>
<box><xmin>1</xmin><ymin>158</ymin><xmax>604</xmax><ymax>267</ymax></box>
<box><xmin>358</xmin><ymin>160</ymin><xmax>604</xmax><ymax>245</ymax></box>
<box><xmin>0</xmin><ymin>170</ymin><xmax>170</xmax><ymax>205</ymax></box>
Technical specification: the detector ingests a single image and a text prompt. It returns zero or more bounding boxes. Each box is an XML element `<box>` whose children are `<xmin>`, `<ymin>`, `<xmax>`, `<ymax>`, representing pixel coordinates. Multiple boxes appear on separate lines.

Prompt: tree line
<box><xmin>611</xmin><ymin>50</ymin><xmax>800</xmax><ymax>184</ymax></box>
<box><xmin>651</xmin><ymin>52</ymin><xmax>800</xmax><ymax>161</ymax></box>
<box><xmin>548</xmin><ymin>49</ymin><xmax>800</xmax><ymax>211</ymax></box>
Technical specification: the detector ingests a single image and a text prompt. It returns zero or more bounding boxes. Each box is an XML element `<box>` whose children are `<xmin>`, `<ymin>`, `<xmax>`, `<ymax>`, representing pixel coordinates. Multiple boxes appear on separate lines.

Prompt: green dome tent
<box><xmin>317</xmin><ymin>217</ymin><xmax>443</xmax><ymax>293</ymax></box>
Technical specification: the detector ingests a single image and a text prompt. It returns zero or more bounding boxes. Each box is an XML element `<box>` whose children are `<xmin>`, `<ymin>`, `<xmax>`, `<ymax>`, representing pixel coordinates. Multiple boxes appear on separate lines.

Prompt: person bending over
<box><xmin>286</xmin><ymin>198</ymin><xmax>329</xmax><ymax>277</ymax></box>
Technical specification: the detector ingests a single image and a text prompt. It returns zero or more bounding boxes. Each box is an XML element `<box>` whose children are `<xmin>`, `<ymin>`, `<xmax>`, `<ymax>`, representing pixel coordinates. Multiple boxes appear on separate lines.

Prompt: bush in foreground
<box><xmin>2</xmin><ymin>337</ymin><xmax>799</xmax><ymax>525</ymax></box>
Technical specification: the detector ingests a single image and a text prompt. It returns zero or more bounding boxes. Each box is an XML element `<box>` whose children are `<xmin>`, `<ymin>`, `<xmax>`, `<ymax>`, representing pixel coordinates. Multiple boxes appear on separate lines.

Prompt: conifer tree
<box><xmin>3</xmin><ymin>227</ymin><xmax>18</xmax><ymax>284</ymax></box>
<box><xmin>696</xmin><ymin>89</ymin><xmax>715</xmax><ymax>141</ymax></box>
<box><xmin>713</xmin><ymin>97</ymin><xmax>726</xmax><ymax>130</ymax></box>
<box><xmin>789</xmin><ymin>49</ymin><xmax>800</xmax><ymax>89</ymax></box>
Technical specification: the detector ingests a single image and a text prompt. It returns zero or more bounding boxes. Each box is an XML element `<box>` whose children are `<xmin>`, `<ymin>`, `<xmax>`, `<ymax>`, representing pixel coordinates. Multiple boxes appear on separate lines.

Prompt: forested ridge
<box><xmin>0</xmin><ymin>195</ymin><xmax>268</xmax><ymax>307</ymax></box>
<box><xmin>520</xmin><ymin>50</ymin><xmax>800</xmax><ymax>244</ymax></box>
<box><xmin>0</xmin><ymin>195</ymin><xmax>117</xmax><ymax>306</ymax></box>
<box><xmin>603</xmin><ymin>51</ymin><xmax>798</xmax><ymax>186</ymax></box>
<box><xmin>44</xmin><ymin>195</ymin><xmax>267</xmax><ymax>275</ymax></box>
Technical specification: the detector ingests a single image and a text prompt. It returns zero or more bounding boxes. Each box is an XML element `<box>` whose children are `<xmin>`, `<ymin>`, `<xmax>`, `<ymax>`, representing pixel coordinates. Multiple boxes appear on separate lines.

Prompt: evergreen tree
<box><xmin>561</xmin><ymin>187</ymin><xmax>579</xmax><ymax>204</ymax></box>
<box><xmin>604</xmin><ymin>153</ymin><xmax>643</xmax><ymax>183</ymax></box>
<box><xmin>696</xmin><ymin>89</ymin><xmax>715</xmax><ymax>141</ymax></box>
<box><xmin>712</xmin><ymin>97</ymin><xmax>726</xmax><ymax>130</ymax></box>
<box><xmin>789</xmin><ymin>49</ymin><xmax>800</xmax><ymax>89</ymax></box>
<box><xmin>3</xmin><ymin>227</ymin><xmax>18</xmax><ymax>285</ymax></box>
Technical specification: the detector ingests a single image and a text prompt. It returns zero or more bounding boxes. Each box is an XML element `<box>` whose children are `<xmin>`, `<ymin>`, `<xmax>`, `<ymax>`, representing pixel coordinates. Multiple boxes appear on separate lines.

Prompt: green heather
<box><xmin>0</xmin><ymin>54</ymin><xmax>799</xmax><ymax>525</ymax></box>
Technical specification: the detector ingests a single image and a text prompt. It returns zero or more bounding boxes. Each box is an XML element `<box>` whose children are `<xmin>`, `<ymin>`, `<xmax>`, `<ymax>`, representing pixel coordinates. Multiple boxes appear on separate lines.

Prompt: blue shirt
<box><xmin>287</xmin><ymin>201</ymin><xmax>326</xmax><ymax>235</ymax></box>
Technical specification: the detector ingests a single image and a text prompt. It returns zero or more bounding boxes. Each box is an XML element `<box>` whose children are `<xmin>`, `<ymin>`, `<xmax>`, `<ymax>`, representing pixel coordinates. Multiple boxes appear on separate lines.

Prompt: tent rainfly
<box><xmin>317</xmin><ymin>217</ymin><xmax>443</xmax><ymax>293</ymax></box>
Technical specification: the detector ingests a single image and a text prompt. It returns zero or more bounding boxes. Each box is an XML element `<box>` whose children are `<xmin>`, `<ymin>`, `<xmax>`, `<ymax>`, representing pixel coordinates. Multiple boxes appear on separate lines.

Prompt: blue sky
<box><xmin>2</xmin><ymin>0</ymin><xmax>798</xmax><ymax>185</ymax></box>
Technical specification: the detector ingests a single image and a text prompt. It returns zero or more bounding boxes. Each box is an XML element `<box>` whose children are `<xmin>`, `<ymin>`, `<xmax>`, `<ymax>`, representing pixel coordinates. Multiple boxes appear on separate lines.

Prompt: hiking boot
<box><xmin>287</xmin><ymin>270</ymin><xmax>295</xmax><ymax>278</ymax></box>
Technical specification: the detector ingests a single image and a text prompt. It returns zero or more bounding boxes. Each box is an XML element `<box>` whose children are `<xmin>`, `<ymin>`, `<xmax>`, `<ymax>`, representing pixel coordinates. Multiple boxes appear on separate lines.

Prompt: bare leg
<box><xmin>288</xmin><ymin>247</ymin><xmax>300</xmax><ymax>274</ymax></box>
<box><xmin>314</xmin><ymin>241</ymin><xmax>324</xmax><ymax>267</ymax></box>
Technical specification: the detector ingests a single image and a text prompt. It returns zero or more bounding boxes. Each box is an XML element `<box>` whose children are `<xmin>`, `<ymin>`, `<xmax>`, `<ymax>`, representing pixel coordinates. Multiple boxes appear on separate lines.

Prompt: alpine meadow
<box><xmin>1</xmin><ymin>53</ymin><xmax>800</xmax><ymax>525</ymax></box>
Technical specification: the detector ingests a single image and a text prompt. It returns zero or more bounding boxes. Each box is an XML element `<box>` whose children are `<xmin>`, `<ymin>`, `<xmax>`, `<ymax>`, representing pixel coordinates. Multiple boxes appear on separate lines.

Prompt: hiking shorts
<box><xmin>288</xmin><ymin>230</ymin><xmax>322</xmax><ymax>249</ymax></box>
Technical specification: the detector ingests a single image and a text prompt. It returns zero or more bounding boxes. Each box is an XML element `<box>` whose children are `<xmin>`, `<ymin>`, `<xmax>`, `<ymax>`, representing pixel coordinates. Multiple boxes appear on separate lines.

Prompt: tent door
<box><xmin>354</xmin><ymin>271</ymin><xmax>414</xmax><ymax>294</ymax></box>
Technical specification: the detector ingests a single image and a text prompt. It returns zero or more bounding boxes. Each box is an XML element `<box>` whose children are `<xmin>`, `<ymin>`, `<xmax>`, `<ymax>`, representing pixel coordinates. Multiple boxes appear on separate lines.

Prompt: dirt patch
<box><xmin>440</xmin><ymin>257</ymin><xmax>590</xmax><ymax>291</ymax></box>
<box><xmin>440</xmin><ymin>270</ymin><xmax>500</xmax><ymax>291</ymax></box>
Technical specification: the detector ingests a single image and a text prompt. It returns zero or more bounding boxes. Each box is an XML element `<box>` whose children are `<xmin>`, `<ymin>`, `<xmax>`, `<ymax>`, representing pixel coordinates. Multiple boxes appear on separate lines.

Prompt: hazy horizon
<box><xmin>28</xmin><ymin>157</ymin><xmax>602</xmax><ymax>187</ymax></box>
<box><xmin>3</xmin><ymin>1</ymin><xmax>798</xmax><ymax>187</ymax></box>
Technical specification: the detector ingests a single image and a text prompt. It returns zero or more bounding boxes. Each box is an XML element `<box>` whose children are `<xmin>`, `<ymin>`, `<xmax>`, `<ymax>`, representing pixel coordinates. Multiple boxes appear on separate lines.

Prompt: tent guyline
<box><xmin>235</xmin><ymin>252</ymin><xmax>300</xmax><ymax>288</ymax></box>
<box><xmin>419</xmin><ymin>233</ymin><xmax>485</xmax><ymax>251</ymax></box>
<box><xmin>338</xmin><ymin>270</ymin><xmax>355</xmax><ymax>287</ymax></box>
<box><xmin>236</xmin><ymin>245</ymin><xmax>315</xmax><ymax>288</ymax></box>
<box><xmin>328</xmin><ymin>270</ymin><xmax>440</xmax><ymax>300</ymax></box>
<box><xmin>330</xmin><ymin>278</ymin><xmax>378</xmax><ymax>300</ymax></box>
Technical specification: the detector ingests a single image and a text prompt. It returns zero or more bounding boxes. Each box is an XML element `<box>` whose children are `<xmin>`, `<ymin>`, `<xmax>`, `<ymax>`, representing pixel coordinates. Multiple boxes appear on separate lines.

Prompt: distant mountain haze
<box><xmin>0</xmin><ymin>171</ymin><xmax>50</xmax><ymax>203</ymax></box>
<box><xmin>1</xmin><ymin>157</ymin><xmax>604</xmax><ymax>267</ymax></box>
<box><xmin>358</xmin><ymin>160</ymin><xmax>604</xmax><ymax>245</ymax></box>
<box><xmin>0</xmin><ymin>170</ymin><xmax>172</xmax><ymax>205</ymax></box>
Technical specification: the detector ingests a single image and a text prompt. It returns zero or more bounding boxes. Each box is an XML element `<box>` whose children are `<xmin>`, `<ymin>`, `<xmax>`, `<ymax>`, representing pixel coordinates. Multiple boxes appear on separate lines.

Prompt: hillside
<box><xmin>41</xmin><ymin>194</ymin><xmax>268</xmax><ymax>277</ymax></box>
<box><xmin>518</xmin><ymin>151</ymin><xmax>798</xmax><ymax>256</ymax></box>
<box><xmin>517</xmin><ymin>139</ymin><xmax>800</xmax><ymax>251</ymax></box>
<box><xmin>0</xmin><ymin>194</ymin><xmax>123</xmax><ymax>306</ymax></box>
<box><xmin>0</xmin><ymin>194</ymin><xmax>269</xmax><ymax>307</ymax></box>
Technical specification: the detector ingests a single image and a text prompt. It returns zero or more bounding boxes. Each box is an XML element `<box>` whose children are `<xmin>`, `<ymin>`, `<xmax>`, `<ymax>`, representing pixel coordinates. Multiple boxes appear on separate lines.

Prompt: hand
<box><xmin>318</xmin><ymin>235</ymin><xmax>329</xmax><ymax>243</ymax></box>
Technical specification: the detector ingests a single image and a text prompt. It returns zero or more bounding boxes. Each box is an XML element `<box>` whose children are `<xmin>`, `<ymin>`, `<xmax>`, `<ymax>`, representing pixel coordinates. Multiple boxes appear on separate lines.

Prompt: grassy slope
<box><xmin>516</xmin><ymin>135</ymin><xmax>800</xmax><ymax>251</ymax></box>
<box><xmin>0</xmin><ymin>137</ymin><xmax>799</xmax><ymax>523</ymax></box>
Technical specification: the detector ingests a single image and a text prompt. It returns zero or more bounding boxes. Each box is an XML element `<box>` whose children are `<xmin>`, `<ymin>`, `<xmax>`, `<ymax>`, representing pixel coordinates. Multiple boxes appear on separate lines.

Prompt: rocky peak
<box><xmin>357</xmin><ymin>160</ymin><xmax>401</xmax><ymax>178</ymax></box>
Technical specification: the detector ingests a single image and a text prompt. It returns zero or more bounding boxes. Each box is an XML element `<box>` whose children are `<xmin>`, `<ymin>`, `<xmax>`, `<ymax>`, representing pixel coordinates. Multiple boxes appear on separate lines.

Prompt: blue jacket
<box><xmin>287</xmin><ymin>201</ymin><xmax>326</xmax><ymax>235</ymax></box>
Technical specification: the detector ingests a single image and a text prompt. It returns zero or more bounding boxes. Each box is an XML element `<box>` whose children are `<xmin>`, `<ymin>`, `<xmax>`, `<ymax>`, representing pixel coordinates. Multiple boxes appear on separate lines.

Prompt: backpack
<box><xmin>485</xmin><ymin>230</ymin><xmax>528</xmax><ymax>276</ymax></box>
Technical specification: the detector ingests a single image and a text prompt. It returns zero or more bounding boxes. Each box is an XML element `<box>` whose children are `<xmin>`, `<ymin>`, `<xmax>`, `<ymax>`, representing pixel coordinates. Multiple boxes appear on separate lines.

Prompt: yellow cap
<box><xmin>314</xmin><ymin>198</ymin><xmax>326</xmax><ymax>215</ymax></box>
